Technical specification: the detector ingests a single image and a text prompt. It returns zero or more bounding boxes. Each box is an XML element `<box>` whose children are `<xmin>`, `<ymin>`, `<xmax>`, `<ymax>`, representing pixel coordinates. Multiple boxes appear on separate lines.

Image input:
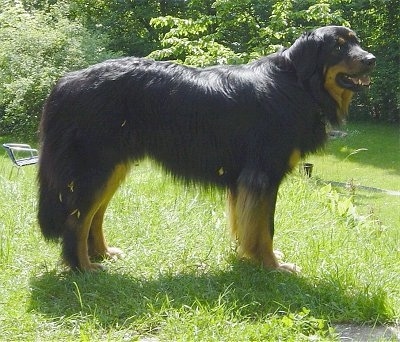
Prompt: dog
<box><xmin>38</xmin><ymin>26</ymin><xmax>375</xmax><ymax>272</ymax></box>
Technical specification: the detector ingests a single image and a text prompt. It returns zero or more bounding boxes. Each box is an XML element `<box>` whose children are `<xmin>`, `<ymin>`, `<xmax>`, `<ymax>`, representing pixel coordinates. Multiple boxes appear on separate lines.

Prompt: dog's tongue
<box><xmin>350</xmin><ymin>75</ymin><xmax>371</xmax><ymax>86</ymax></box>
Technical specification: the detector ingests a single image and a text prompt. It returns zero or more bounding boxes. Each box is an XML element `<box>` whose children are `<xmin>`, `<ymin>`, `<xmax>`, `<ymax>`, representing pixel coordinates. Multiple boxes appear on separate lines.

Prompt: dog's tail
<box><xmin>37</xmin><ymin>97</ymin><xmax>74</xmax><ymax>241</ymax></box>
<box><xmin>37</xmin><ymin>149</ymin><xmax>70</xmax><ymax>240</ymax></box>
<box><xmin>38</xmin><ymin>179</ymin><xmax>66</xmax><ymax>240</ymax></box>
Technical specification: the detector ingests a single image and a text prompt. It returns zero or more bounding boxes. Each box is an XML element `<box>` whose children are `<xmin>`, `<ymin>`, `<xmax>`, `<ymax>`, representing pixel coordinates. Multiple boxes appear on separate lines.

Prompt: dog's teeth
<box><xmin>350</xmin><ymin>75</ymin><xmax>370</xmax><ymax>86</ymax></box>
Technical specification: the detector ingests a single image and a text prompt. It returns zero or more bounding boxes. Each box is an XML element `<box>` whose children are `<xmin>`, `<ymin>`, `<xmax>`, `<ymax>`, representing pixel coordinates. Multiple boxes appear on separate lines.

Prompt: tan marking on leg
<box><xmin>88</xmin><ymin>163</ymin><xmax>129</xmax><ymax>260</ymax></box>
<box><xmin>234</xmin><ymin>184</ymin><xmax>279</xmax><ymax>268</ymax></box>
<box><xmin>70</xmin><ymin>210</ymin><xmax>103</xmax><ymax>271</ymax></box>
<box><xmin>233</xmin><ymin>184</ymin><xmax>300</xmax><ymax>273</ymax></box>
<box><xmin>88</xmin><ymin>204</ymin><xmax>109</xmax><ymax>258</ymax></box>
<box><xmin>228</xmin><ymin>188</ymin><xmax>238</xmax><ymax>239</ymax></box>
<box><xmin>89</xmin><ymin>204</ymin><xmax>124</xmax><ymax>260</ymax></box>
<box><xmin>73</xmin><ymin>163</ymin><xmax>129</xmax><ymax>271</ymax></box>
<box><xmin>288</xmin><ymin>148</ymin><xmax>301</xmax><ymax>170</ymax></box>
<box><xmin>62</xmin><ymin>203</ymin><xmax>98</xmax><ymax>271</ymax></box>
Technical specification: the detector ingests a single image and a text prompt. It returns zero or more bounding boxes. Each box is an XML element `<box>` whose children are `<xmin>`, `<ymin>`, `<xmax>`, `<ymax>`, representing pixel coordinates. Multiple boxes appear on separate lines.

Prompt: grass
<box><xmin>0</xmin><ymin>122</ymin><xmax>399</xmax><ymax>341</ymax></box>
<box><xmin>307</xmin><ymin>121</ymin><xmax>400</xmax><ymax>231</ymax></box>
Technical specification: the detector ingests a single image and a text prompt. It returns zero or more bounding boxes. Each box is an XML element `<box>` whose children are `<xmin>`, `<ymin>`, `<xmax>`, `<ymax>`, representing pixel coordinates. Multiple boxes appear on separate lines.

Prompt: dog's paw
<box><xmin>277</xmin><ymin>262</ymin><xmax>301</xmax><ymax>274</ymax></box>
<box><xmin>105</xmin><ymin>247</ymin><xmax>125</xmax><ymax>260</ymax></box>
<box><xmin>274</xmin><ymin>250</ymin><xmax>285</xmax><ymax>260</ymax></box>
<box><xmin>272</xmin><ymin>251</ymin><xmax>301</xmax><ymax>273</ymax></box>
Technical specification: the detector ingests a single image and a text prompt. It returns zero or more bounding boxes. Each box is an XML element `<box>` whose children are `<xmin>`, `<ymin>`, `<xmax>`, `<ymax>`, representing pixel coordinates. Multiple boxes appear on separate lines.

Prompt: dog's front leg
<box><xmin>229</xmin><ymin>172</ymin><xmax>300</xmax><ymax>273</ymax></box>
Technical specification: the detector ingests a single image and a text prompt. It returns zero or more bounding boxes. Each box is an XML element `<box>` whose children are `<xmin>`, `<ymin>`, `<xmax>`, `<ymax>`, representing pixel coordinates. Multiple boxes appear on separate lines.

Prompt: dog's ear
<box><xmin>283</xmin><ymin>32</ymin><xmax>323</xmax><ymax>81</ymax></box>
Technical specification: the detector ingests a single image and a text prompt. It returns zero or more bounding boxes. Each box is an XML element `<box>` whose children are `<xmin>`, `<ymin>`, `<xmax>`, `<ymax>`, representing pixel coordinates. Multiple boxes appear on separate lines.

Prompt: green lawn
<box><xmin>307</xmin><ymin>122</ymin><xmax>400</xmax><ymax>232</ymax></box>
<box><xmin>0</xmin><ymin>122</ymin><xmax>399</xmax><ymax>341</ymax></box>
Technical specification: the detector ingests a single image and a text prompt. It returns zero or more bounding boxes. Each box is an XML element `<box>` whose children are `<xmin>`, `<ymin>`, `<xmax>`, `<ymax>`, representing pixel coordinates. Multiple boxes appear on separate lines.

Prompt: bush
<box><xmin>148</xmin><ymin>16</ymin><xmax>245</xmax><ymax>66</ymax></box>
<box><xmin>338</xmin><ymin>0</ymin><xmax>400</xmax><ymax>123</ymax></box>
<box><xmin>148</xmin><ymin>1</ymin><xmax>349</xmax><ymax>66</ymax></box>
<box><xmin>350</xmin><ymin>54</ymin><xmax>400</xmax><ymax>123</ymax></box>
<box><xmin>0</xmin><ymin>3</ymin><xmax>119</xmax><ymax>138</ymax></box>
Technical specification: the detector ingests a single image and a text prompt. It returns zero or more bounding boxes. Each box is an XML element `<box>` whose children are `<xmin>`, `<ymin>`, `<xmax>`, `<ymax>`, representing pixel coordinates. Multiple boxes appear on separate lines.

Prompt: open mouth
<box><xmin>336</xmin><ymin>73</ymin><xmax>371</xmax><ymax>91</ymax></box>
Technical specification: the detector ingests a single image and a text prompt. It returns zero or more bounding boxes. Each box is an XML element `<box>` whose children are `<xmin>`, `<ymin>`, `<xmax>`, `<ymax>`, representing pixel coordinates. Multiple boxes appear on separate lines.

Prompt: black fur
<box><xmin>38</xmin><ymin>26</ymin><xmax>375</xmax><ymax>270</ymax></box>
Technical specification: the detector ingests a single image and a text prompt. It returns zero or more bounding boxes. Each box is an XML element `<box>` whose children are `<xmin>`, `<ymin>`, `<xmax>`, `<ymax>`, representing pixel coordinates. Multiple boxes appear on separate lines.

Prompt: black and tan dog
<box><xmin>38</xmin><ymin>26</ymin><xmax>375</xmax><ymax>272</ymax></box>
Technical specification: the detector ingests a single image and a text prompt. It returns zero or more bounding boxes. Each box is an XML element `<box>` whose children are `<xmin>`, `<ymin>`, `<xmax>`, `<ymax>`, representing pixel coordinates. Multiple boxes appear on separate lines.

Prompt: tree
<box><xmin>148</xmin><ymin>1</ymin><xmax>348</xmax><ymax>64</ymax></box>
<box><xmin>2</xmin><ymin>0</ymin><xmax>398</xmax><ymax>135</ymax></box>
<box><xmin>336</xmin><ymin>0</ymin><xmax>400</xmax><ymax>122</ymax></box>
<box><xmin>0</xmin><ymin>2</ymin><xmax>118</xmax><ymax>137</ymax></box>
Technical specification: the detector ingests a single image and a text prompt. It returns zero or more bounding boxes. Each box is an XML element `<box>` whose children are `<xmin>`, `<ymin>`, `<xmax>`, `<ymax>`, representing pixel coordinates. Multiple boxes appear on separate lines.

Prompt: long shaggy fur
<box><xmin>38</xmin><ymin>26</ymin><xmax>375</xmax><ymax>271</ymax></box>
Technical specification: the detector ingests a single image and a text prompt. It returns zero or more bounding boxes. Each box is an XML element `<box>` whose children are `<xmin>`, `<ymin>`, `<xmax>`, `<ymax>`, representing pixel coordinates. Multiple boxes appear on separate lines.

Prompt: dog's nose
<box><xmin>362</xmin><ymin>53</ymin><xmax>376</xmax><ymax>66</ymax></box>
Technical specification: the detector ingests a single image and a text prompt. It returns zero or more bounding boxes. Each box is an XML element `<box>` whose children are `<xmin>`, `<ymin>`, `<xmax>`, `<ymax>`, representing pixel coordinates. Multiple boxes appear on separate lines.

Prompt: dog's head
<box><xmin>284</xmin><ymin>26</ymin><xmax>376</xmax><ymax>124</ymax></box>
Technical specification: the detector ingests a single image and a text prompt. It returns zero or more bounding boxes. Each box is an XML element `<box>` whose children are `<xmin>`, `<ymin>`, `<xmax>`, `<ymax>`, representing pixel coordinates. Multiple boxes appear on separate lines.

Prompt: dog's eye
<box><xmin>335</xmin><ymin>38</ymin><xmax>346</xmax><ymax>52</ymax></box>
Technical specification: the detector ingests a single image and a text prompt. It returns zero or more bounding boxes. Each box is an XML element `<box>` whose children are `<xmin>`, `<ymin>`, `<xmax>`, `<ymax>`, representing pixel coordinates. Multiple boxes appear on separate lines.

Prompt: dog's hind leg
<box><xmin>63</xmin><ymin>208</ymin><xmax>102</xmax><ymax>271</ymax></box>
<box><xmin>228</xmin><ymin>188</ymin><xmax>239</xmax><ymax>240</ymax></box>
<box><xmin>230</xmin><ymin>178</ymin><xmax>299</xmax><ymax>273</ymax></box>
<box><xmin>88</xmin><ymin>164</ymin><xmax>129</xmax><ymax>261</ymax></box>
<box><xmin>63</xmin><ymin>163</ymin><xmax>129</xmax><ymax>271</ymax></box>
<box><xmin>88</xmin><ymin>203</ymin><xmax>124</xmax><ymax>261</ymax></box>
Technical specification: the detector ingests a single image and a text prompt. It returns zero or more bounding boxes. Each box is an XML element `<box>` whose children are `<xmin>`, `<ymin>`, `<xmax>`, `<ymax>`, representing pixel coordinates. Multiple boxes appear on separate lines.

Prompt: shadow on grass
<box><xmin>29</xmin><ymin>260</ymin><xmax>391</xmax><ymax>332</ymax></box>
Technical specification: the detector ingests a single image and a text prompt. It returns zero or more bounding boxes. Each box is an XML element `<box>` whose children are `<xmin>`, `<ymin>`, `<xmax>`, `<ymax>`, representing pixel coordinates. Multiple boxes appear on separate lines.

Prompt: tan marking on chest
<box><xmin>324</xmin><ymin>64</ymin><xmax>354</xmax><ymax>120</ymax></box>
<box><xmin>288</xmin><ymin>148</ymin><xmax>301</xmax><ymax>170</ymax></box>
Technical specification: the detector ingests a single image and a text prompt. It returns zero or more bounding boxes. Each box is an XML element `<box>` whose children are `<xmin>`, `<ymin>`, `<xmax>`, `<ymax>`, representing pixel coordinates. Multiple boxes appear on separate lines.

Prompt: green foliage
<box><xmin>1</xmin><ymin>0</ymin><xmax>398</xmax><ymax>137</ymax></box>
<box><xmin>308</xmin><ymin>122</ymin><xmax>400</xmax><ymax>232</ymax></box>
<box><xmin>68</xmin><ymin>0</ymin><xmax>163</xmax><ymax>56</ymax></box>
<box><xmin>148</xmin><ymin>15</ymin><xmax>244</xmax><ymax>66</ymax></box>
<box><xmin>338</xmin><ymin>0</ymin><xmax>400</xmax><ymax>122</ymax></box>
<box><xmin>148</xmin><ymin>1</ymin><xmax>349</xmax><ymax>64</ymax></box>
<box><xmin>319</xmin><ymin>182</ymin><xmax>374</xmax><ymax>230</ymax></box>
<box><xmin>214</xmin><ymin>0</ymin><xmax>348</xmax><ymax>58</ymax></box>
<box><xmin>0</xmin><ymin>2</ymin><xmax>118</xmax><ymax>138</ymax></box>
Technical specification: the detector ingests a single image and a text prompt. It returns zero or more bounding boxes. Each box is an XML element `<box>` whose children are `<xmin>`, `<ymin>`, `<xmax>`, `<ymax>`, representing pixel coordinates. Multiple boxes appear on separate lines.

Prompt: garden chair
<box><xmin>2</xmin><ymin>143</ymin><xmax>39</xmax><ymax>177</ymax></box>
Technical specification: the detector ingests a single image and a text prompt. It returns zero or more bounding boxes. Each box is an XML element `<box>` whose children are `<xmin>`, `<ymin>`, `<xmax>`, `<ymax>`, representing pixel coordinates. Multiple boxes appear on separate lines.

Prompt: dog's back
<box><xmin>37</xmin><ymin>27</ymin><xmax>375</xmax><ymax>271</ymax></box>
